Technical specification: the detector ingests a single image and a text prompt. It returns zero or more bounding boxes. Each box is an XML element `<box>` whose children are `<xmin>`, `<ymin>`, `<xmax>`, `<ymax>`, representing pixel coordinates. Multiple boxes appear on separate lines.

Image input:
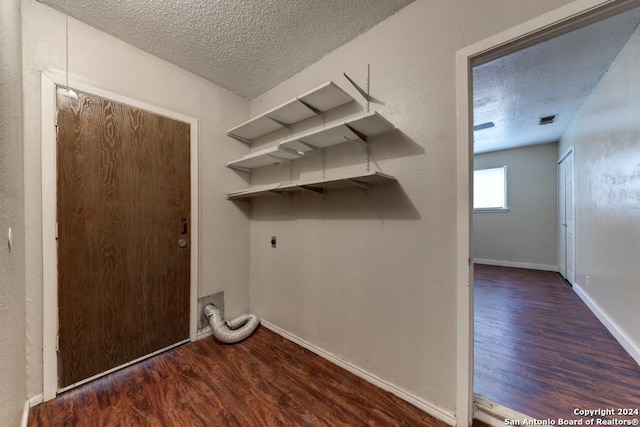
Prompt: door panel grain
<box><xmin>56</xmin><ymin>88</ymin><xmax>190</xmax><ymax>388</ymax></box>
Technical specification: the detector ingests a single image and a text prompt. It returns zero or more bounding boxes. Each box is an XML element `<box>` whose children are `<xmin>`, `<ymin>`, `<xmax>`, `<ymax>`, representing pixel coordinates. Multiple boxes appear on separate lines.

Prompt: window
<box><xmin>474</xmin><ymin>166</ymin><xmax>508</xmax><ymax>211</ymax></box>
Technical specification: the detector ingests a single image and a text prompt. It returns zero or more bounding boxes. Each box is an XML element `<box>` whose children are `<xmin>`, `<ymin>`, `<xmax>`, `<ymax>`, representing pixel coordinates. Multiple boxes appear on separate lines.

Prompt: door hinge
<box><xmin>55</xmin><ymin>223</ymin><xmax>58</xmax><ymax>240</ymax></box>
<box><xmin>56</xmin><ymin>334</ymin><xmax>60</xmax><ymax>353</ymax></box>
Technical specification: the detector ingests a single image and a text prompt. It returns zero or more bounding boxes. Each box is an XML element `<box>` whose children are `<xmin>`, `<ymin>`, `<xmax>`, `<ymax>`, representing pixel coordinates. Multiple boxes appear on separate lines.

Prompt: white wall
<box><xmin>17</xmin><ymin>0</ymin><xmax>584</xmax><ymax>417</ymax></box>
<box><xmin>559</xmin><ymin>23</ymin><xmax>640</xmax><ymax>360</ymax></box>
<box><xmin>22</xmin><ymin>0</ymin><xmax>250</xmax><ymax>398</ymax></box>
<box><xmin>474</xmin><ymin>143</ymin><xmax>558</xmax><ymax>270</ymax></box>
<box><xmin>0</xmin><ymin>0</ymin><xmax>27</xmax><ymax>424</ymax></box>
<box><xmin>247</xmin><ymin>0</ymin><xmax>574</xmax><ymax>420</ymax></box>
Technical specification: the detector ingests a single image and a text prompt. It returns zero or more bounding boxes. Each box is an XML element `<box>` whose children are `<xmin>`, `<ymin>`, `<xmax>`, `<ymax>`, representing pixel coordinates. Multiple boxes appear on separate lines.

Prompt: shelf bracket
<box><xmin>345</xmin><ymin>123</ymin><xmax>369</xmax><ymax>144</ymax></box>
<box><xmin>344</xmin><ymin>178</ymin><xmax>369</xmax><ymax>190</ymax></box>
<box><xmin>299</xmin><ymin>185</ymin><xmax>325</xmax><ymax>195</ymax></box>
<box><xmin>279</xmin><ymin>146</ymin><xmax>301</xmax><ymax>156</ymax></box>
<box><xmin>344</xmin><ymin>127</ymin><xmax>370</xmax><ymax>172</ymax></box>
<box><xmin>268</xmin><ymin>190</ymin><xmax>292</xmax><ymax>201</ymax></box>
<box><xmin>298</xmin><ymin>99</ymin><xmax>322</xmax><ymax>115</ymax></box>
<box><xmin>266</xmin><ymin>115</ymin><xmax>292</xmax><ymax>130</ymax></box>
<box><xmin>296</xmin><ymin>141</ymin><xmax>321</xmax><ymax>152</ymax></box>
<box><xmin>344</xmin><ymin>136</ymin><xmax>367</xmax><ymax>150</ymax></box>
<box><xmin>344</xmin><ymin>72</ymin><xmax>371</xmax><ymax>103</ymax></box>
<box><xmin>227</xmin><ymin>164</ymin><xmax>252</xmax><ymax>174</ymax></box>
<box><xmin>228</xmin><ymin>196</ymin><xmax>251</xmax><ymax>203</ymax></box>
<box><xmin>227</xmin><ymin>133</ymin><xmax>252</xmax><ymax>146</ymax></box>
<box><xmin>266</xmin><ymin>154</ymin><xmax>292</xmax><ymax>164</ymax></box>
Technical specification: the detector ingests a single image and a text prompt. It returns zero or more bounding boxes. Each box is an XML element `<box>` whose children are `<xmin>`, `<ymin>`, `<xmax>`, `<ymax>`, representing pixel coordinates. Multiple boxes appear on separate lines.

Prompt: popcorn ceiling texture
<box><xmin>38</xmin><ymin>0</ymin><xmax>414</xmax><ymax>99</ymax></box>
<box><xmin>473</xmin><ymin>8</ymin><xmax>640</xmax><ymax>154</ymax></box>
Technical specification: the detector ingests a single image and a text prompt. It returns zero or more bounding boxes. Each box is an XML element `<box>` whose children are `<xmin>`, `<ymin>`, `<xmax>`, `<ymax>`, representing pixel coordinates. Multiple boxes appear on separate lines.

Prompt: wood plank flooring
<box><xmin>474</xmin><ymin>264</ymin><xmax>640</xmax><ymax>421</ymax></box>
<box><xmin>29</xmin><ymin>326</ymin><xmax>446</xmax><ymax>426</ymax></box>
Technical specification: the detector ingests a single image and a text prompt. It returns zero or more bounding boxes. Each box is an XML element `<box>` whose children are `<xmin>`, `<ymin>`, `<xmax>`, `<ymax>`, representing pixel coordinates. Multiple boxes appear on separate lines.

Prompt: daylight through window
<box><xmin>474</xmin><ymin>166</ymin><xmax>507</xmax><ymax>210</ymax></box>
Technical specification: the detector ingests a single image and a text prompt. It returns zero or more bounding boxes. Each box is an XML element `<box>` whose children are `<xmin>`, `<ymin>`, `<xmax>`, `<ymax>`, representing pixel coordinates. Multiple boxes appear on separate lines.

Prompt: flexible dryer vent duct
<box><xmin>203</xmin><ymin>304</ymin><xmax>259</xmax><ymax>344</ymax></box>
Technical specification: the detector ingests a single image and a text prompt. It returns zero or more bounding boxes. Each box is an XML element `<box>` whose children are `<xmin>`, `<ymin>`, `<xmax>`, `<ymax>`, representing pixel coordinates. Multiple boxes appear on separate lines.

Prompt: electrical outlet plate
<box><xmin>198</xmin><ymin>291</ymin><xmax>224</xmax><ymax>329</ymax></box>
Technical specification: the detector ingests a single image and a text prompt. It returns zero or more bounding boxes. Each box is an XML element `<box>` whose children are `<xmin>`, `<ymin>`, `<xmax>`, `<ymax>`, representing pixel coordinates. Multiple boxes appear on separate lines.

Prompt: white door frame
<box><xmin>455</xmin><ymin>1</ymin><xmax>640</xmax><ymax>424</ymax></box>
<box><xmin>41</xmin><ymin>72</ymin><xmax>200</xmax><ymax>400</ymax></box>
<box><xmin>558</xmin><ymin>146</ymin><xmax>576</xmax><ymax>282</ymax></box>
<box><xmin>558</xmin><ymin>152</ymin><xmax>568</xmax><ymax>277</ymax></box>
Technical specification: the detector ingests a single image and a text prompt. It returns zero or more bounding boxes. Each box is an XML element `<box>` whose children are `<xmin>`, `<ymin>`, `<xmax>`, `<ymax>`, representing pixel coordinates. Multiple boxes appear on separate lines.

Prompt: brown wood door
<box><xmin>56</xmin><ymin>87</ymin><xmax>191</xmax><ymax>388</ymax></box>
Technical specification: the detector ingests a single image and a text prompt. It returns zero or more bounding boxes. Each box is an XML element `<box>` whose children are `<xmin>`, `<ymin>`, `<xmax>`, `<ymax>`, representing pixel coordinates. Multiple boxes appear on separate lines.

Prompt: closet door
<box><xmin>558</xmin><ymin>149</ymin><xmax>575</xmax><ymax>284</ymax></box>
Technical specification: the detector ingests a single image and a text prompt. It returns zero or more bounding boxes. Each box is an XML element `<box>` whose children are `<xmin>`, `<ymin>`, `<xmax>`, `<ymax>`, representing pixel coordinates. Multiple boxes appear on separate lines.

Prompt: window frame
<box><xmin>473</xmin><ymin>165</ymin><xmax>509</xmax><ymax>212</ymax></box>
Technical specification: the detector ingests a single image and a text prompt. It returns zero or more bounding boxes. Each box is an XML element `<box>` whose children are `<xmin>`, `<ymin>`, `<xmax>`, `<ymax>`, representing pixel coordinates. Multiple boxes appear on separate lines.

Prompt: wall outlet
<box><xmin>198</xmin><ymin>291</ymin><xmax>224</xmax><ymax>329</ymax></box>
<box><xmin>271</xmin><ymin>236</ymin><xmax>276</xmax><ymax>248</ymax></box>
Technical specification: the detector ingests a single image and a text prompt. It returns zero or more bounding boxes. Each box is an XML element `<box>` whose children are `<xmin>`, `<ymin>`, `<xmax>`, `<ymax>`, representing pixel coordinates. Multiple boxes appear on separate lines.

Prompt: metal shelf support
<box><xmin>344</xmin><ymin>64</ymin><xmax>371</xmax><ymax>112</ymax></box>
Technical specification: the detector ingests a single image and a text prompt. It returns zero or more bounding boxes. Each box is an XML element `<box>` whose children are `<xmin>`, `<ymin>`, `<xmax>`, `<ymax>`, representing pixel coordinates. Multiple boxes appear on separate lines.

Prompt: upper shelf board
<box><xmin>279</xmin><ymin>111</ymin><xmax>395</xmax><ymax>153</ymax></box>
<box><xmin>226</xmin><ymin>82</ymin><xmax>354</xmax><ymax>143</ymax></box>
<box><xmin>226</xmin><ymin>111</ymin><xmax>395</xmax><ymax>172</ymax></box>
<box><xmin>226</xmin><ymin>146</ymin><xmax>301</xmax><ymax>170</ymax></box>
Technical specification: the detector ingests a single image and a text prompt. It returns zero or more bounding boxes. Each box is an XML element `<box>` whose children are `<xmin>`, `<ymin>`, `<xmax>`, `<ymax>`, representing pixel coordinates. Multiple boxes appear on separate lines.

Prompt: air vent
<box><xmin>539</xmin><ymin>115</ymin><xmax>557</xmax><ymax>125</ymax></box>
<box><xmin>473</xmin><ymin>121</ymin><xmax>495</xmax><ymax>131</ymax></box>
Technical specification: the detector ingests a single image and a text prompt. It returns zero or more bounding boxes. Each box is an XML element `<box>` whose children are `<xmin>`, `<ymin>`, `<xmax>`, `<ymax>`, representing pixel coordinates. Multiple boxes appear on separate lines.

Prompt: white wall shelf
<box><xmin>225</xmin><ymin>72</ymin><xmax>398</xmax><ymax>202</ymax></box>
<box><xmin>227</xmin><ymin>171</ymin><xmax>396</xmax><ymax>200</ymax></box>
<box><xmin>226</xmin><ymin>81</ymin><xmax>354</xmax><ymax>144</ymax></box>
<box><xmin>280</xmin><ymin>111</ymin><xmax>394</xmax><ymax>153</ymax></box>
<box><xmin>226</xmin><ymin>112</ymin><xmax>395</xmax><ymax>172</ymax></box>
<box><xmin>226</xmin><ymin>146</ymin><xmax>302</xmax><ymax>173</ymax></box>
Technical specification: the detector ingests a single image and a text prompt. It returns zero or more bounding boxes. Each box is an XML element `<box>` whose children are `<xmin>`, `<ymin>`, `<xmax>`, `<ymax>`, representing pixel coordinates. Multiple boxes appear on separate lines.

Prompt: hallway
<box><xmin>474</xmin><ymin>264</ymin><xmax>640</xmax><ymax>420</ymax></box>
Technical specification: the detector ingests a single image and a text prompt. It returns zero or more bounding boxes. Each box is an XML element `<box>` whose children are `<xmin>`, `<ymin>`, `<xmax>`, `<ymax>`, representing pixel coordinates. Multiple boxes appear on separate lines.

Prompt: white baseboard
<box><xmin>573</xmin><ymin>283</ymin><xmax>640</xmax><ymax>366</ymax></box>
<box><xmin>474</xmin><ymin>258</ymin><xmax>558</xmax><ymax>272</ymax></box>
<box><xmin>260</xmin><ymin>320</ymin><xmax>456</xmax><ymax>426</ymax></box>
<box><xmin>196</xmin><ymin>325</ymin><xmax>213</xmax><ymax>340</ymax></box>
<box><xmin>21</xmin><ymin>400</ymin><xmax>30</xmax><ymax>427</ymax></box>
<box><xmin>29</xmin><ymin>394</ymin><xmax>43</xmax><ymax>407</ymax></box>
<box><xmin>474</xmin><ymin>395</ymin><xmax>537</xmax><ymax>426</ymax></box>
<box><xmin>21</xmin><ymin>394</ymin><xmax>43</xmax><ymax>427</ymax></box>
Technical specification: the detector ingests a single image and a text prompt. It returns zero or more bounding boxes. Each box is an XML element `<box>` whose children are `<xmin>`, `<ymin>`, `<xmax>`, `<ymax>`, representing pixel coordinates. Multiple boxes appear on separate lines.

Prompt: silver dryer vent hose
<box><xmin>203</xmin><ymin>304</ymin><xmax>259</xmax><ymax>344</ymax></box>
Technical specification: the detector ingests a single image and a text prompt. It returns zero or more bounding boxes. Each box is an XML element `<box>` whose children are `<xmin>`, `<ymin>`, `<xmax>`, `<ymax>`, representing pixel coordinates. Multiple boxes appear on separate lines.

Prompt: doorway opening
<box><xmin>457</xmin><ymin>0</ymin><xmax>640</xmax><ymax>424</ymax></box>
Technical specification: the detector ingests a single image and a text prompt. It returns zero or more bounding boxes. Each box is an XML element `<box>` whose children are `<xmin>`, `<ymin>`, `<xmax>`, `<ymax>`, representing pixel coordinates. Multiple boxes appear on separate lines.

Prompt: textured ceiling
<box><xmin>38</xmin><ymin>0</ymin><xmax>414</xmax><ymax>99</ymax></box>
<box><xmin>473</xmin><ymin>7</ymin><xmax>640</xmax><ymax>154</ymax></box>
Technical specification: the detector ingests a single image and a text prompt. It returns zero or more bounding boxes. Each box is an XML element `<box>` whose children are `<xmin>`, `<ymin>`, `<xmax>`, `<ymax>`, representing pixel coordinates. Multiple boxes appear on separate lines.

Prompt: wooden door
<box><xmin>56</xmin><ymin>87</ymin><xmax>191</xmax><ymax>388</ymax></box>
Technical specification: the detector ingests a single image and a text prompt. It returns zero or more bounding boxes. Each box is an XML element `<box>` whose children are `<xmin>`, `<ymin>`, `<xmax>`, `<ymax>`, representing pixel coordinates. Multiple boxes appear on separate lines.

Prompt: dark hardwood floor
<box><xmin>29</xmin><ymin>326</ymin><xmax>447</xmax><ymax>426</ymax></box>
<box><xmin>474</xmin><ymin>264</ymin><xmax>640</xmax><ymax>420</ymax></box>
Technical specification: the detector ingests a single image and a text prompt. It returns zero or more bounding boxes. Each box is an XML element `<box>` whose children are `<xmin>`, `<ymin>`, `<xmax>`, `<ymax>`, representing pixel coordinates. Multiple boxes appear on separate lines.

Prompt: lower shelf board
<box><xmin>226</xmin><ymin>171</ymin><xmax>396</xmax><ymax>201</ymax></box>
